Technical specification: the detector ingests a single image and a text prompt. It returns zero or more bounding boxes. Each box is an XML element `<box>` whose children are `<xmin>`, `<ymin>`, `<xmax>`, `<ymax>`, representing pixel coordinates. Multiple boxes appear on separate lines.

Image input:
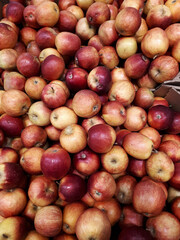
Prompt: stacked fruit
<box><xmin>0</xmin><ymin>0</ymin><xmax>180</xmax><ymax>239</ymax></box>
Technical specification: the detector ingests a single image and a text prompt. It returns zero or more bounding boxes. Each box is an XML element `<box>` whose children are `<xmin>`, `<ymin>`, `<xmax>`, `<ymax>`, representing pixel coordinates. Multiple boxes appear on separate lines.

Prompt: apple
<box><xmin>88</xmin><ymin>35</ymin><xmax>104</xmax><ymax>51</ymax></box>
<box><xmin>20</xmin><ymin>147</ymin><xmax>45</xmax><ymax>175</ymax></box>
<box><xmin>86</xmin><ymin>2</ymin><xmax>110</xmax><ymax>26</ymax></box>
<box><xmin>165</xmin><ymin>0</ymin><xmax>180</xmax><ymax>23</ymax></box>
<box><xmin>76</xmin><ymin>0</ymin><xmax>95</xmax><ymax>10</ymax></box>
<box><xmin>72</xmin><ymin>89</ymin><xmax>101</xmax><ymax>118</ymax></box>
<box><xmin>98</xmin><ymin>46</ymin><xmax>119</xmax><ymax>70</ymax></box>
<box><xmin>28</xmin><ymin>101</ymin><xmax>52</xmax><ymax>126</ymax></box>
<box><xmin>124</xmin><ymin>53</ymin><xmax>150</xmax><ymax>79</ymax></box>
<box><xmin>87</xmin><ymin>66</ymin><xmax>112</xmax><ymax>95</ymax></box>
<box><xmin>0</xmin><ymin>130</ymin><xmax>5</xmax><ymax>147</ymax></box>
<box><xmin>143</xmin><ymin>0</ymin><xmax>164</xmax><ymax>15</ymax></box>
<box><xmin>137</xmin><ymin>73</ymin><xmax>157</xmax><ymax>89</ymax></box>
<box><xmin>0</xmin><ymin>18</ymin><xmax>19</xmax><ymax>36</ymax></box>
<box><xmin>41</xmin><ymin>55</ymin><xmax>65</xmax><ymax>81</ymax></box>
<box><xmin>169</xmin><ymin>162</ymin><xmax>180</xmax><ymax>190</ymax></box>
<box><xmin>81</xmin><ymin>191</ymin><xmax>95</xmax><ymax>207</ymax></box>
<box><xmin>65</xmin><ymin>67</ymin><xmax>88</xmax><ymax>92</ymax></box>
<box><xmin>14</xmin><ymin>41</ymin><xmax>26</xmax><ymax>56</ymax></box>
<box><xmin>122</xmin><ymin>132</ymin><xmax>153</xmax><ymax>160</ymax></box>
<box><xmin>22</xmin><ymin>200</ymin><xmax>42</xmax><ymax>222</ymax></box>
<box><xmin>16</xmin><ymin>52</ymin><xmax>40</xmax><ymax>78</ymax></box>
<box><xmin>0</xmin><ymin>188</ymin><xmax>27</xmax><ymax>218</ymax></box>
<box><xmin>98</xmin><ymin>20</ymin><xmax>119</xmax><ymax>46</ymax></box>
<box><xmin>108</xmin><ymin>80</ymin><xmax>135</xmax><ymax>106</ymax></box>
<box><xmin>115</xmin><ymin>7</ymin><xmax>141</xmax><ymax>36</ymax></box>
<box><xmin>141</xmin><ymin>27</ymin><xmax>169</xmax><ymax>58</ymax></box>
<box><xmin>158</xmin><ymin>140</ymin><xmax>180</xmax><ymax>162</ymax></box>
<box><xmin>34</xmin><ymin>205</ymin><xmax>62</xmax><ymax>237</ymax></box>
<box><xmin>75</xmin><ymin>17</ymin><xmax>96</xmax><ymax>41</ymax></box>
<box><xmin>115</xmin><ymin>174</ymin><xmax>137</xmax><ymax>204</ymax></box>
<box><xmin>24</xmin><ymin>230</ymin><xmax>49</xmax><ymax>240</ymax></box>
<box><xmin>75</xmin><ymin>46</ymin><xmax>99</xmax><ymax>71</ymax></box>
<box><xmin>21</xmin><ymin>125</ymin><xmax>47</xmax><ymax>148</ymax></box>
<box><xmin>57</xmin><ymin>10</ymin><xmax>77</xmax><ymax>32</ymax></box>
<box><xmin>146</xmin><ymin>4</ymin><xmax>172</xmax><ymax>29</ymax></box>
<box><xmin>165</xmin><ymin>23</ymin><xmax>180</xmax><ymax>47</ymax></box>
<box><xmin>108</xmin><ymin>3</ymin><xmax>118</xmax><ymax>20</ymax></box>
<box><xmin>23</xmin><ymin>5</ymin><xmax>40</xmax><ymax>29</ymax></box>
<box><xmin>73</xmin><ymin>147</ymin><xmax>100</xmax><ymax>176</ymax></box>
<box><xmin>171</xmin><ymin>39</ymin><xmax>180</xmax><ymax>62</ymax></box>
<box><xmin>67</xmin><ymin>5</ymin><xmax>84</xmax><ymax>20</ymax></box>
<box><xmin>35</xmin><ymin>27</ymin><xmax>57</xmax><ymax>50</ymax></box>
<box><xmin>0</xmin><ymin>23</ymin><xmax>18</xmax><ymax>50</ymax></box>
<box><xmin>94</xmin><ymin>198</ymin><xmax>121</xmax><ymax>226</ymax></box>
<box><xmin>115</xmin><ymin>129</ymin><xmax>131</xmax><ymax>146</ymax></box>
<box><xmin>58</xmin><ymin>0</ymin><xmax>76</xmax><ymax>10</ymax></box>
<box><xmin>111</xmin><ymin>67</ymin><xmax>130</xmax><ymax>83</ymax></box>
<box><xmin>133</xmin><ymin>178</ymin><xmax>167</xmax><ymax>217</ymax></box>
<box><xmin>58</xmin><ymin>174</ymin><xmax>87</xmax><ymax>202</ymax></box>
<box><xmin>139</xmin><ymin>126</ymin><xmax>161</xmax><ymax>149</ymax></box>
<box><xmin>81</xmin><ymin>115</ymin><xmax>105</xmax><ymax>133</ymax></box>
<box><xmin>119</xmin><ymin>0</ymin><xmax>145</xmax><ymax>12</ymax></box>
<box><xmin>59</xmin><ymin>123</ymin><xmax>87</xmax><ymax>154</ymax></box>
<box><xmin>0</xmin><ymin>147</ymin><xmax>18</xmax><ymax>164</ymax></box>
<box><xmin>167</xmin><ymin>111</ymin><xmax>180</xmax><ymax>134</ymax></box>
<box><xmin>146</xmin><ymin>211</ymin><xmax>180</xmax><ymax>239</ymax></box>
<box><xmin>134</xmin><ymin>17</ymin><xmax>148</xmax><ymax>43</ymax></box>
<box><xmin>3</xmin><ymin>70</ymin><xmax>26</xmax><ymax>91</ymax></box>
<box><xmin>134</xmin><ymin>87</ymin><xmax>154</xmax><ymax>109</ymax></box>
<box><xmin>39</xmin><ymin>47</ymin><xmax>61</xmax><ymax>62</ymax></box>
<box><xmin>123</xmin><ymin>105</ymin><xmax>147</xmax><ymax>131</ymax></box>
<box><xmin>45</xmin><ymin>125</ymin><xmax>61</xmax><ymax>142</ymax></box>
<box><xmin>0</xmin><ymin>162</ymin><xmax>25</xmax><ymax>190</ymax></box>
<box><xmin>28</xmin><ymin>175</ymin><xmax>58</xmax><ymax>207</ymax></box>
<box><xmin>146</xmin><ymin>151</ymin><xmax>174</xmax><ymax>182</ymax></box>
<box><xmin>147</xmin><ymin>105</ymin><xmax>173</xmax><ymax>131</ymax></box>
<box><xmin>53</xmin><ymin>233</ymin><xmax>78</xmax><ymax>240</ymax></box>
<box><xmin>0</xmin><ymin>113</ymin><xmax>24</xmax><ymax>137</ymax></box>
<box><xmin>35</xmin><ymin>1</ymin><xmax>60</xmax><ymax>27</ymax></box>
<box><xmin>118</xmin><ymin>226</ymin><xmax>154</xmax><ymax>240</ymax></box>
<box><xmin>87</xmin><ymin>170</ymin><xmax>116</xmax><ymax>201</ymax></box>
<box><xmin>168</xmin><ymin>186</ymin><xmax>180</xmax><ymax>203</ymax></box>
<box><xmin>0</xmin><ymin>216</ymin><xmax>30</xmax><ymax>240</ymax></box>
<box><xmin>0</xmin><ymin>48</ymin><xmax>18</xmax><ymax>70</ymax></box>
<box><xmin>20</xmin><ymin>26</ymin><xmax>37</xmax><ymax>46</ymax></box>
<box><xmin>119</xmin><ymin>204</ymin><xmax>145</xmax><ymax>229</ymax></box>
<box><xmin>162</xmin><ymin>134</ymin><xmax>180</xmax><ymax>145</ymax></box>
<box><xmin>41</xmin><ymin>146</ymin><xmax>71</xmax><ymax>180</ymax></box>
<box><xmin>25</xmin><ymin>76</ymin><xmax>47</xmax><ymax>100</ymax></box>
<box><xmin>101</xmin><ymin>145</ymin><xmax>129</xmax><ymax>174</ymax></box>
<box><xmin>148</xmin><ymin>55</ymin><xmax>179</xmax><ymax>83</ymax></box>
<box><xmin>151</xmin><ymin>96</ymin><xmax>169</xmax><ymax>107</ymax></box>
<box><xmin>62</xmin><ymin>201</ymin><xmax>87</xmax><ymax>234</ymax></box>
<box><xmin>116</xmin><ymin>36</ymin><xmax>138</xmax><ymax>59</ymax></box>
<box><xmin>87</xmin><ymin>123</ymin><xmax>116</xmax><ymax>154</ymax></box>
<box><xmin>55</xmin><ymin>32</ymin><xmax>81</xmax><ymax>57</ymax></box>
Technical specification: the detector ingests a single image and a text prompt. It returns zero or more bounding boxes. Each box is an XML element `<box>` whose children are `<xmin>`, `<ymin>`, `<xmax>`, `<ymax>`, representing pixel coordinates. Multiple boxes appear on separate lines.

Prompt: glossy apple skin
<box><xmin>58</xmin><ymin>174</ymin><xmax>87</xmax><ymax>202</ymax></box>
<box><xmin>57</xmin><ymin>10</ymin><xmax>77</xmax><ymax>32</ymax></box>
<box><xmin>0</xmin><ymin>130</ymin><xmax>5</xmax><ymax>147</ymax></box>
<box><xmin>167</xmin><ymin>111</ymin><xmax>180</xmax><ymax>134</ymax></box>
<box><xmin>0</xmin><ymin>162</ymin><xmax>25</xmax><ymax>190</ymax></box>
<box><xmin>23</xmin><ymin>5</ymin><xmax>40</xmax><ymax>28</ymax></box>
<box><xmin>0</xmin><ymin>23</ymin><xmax>18</xmax><ymax>50</ymax></box>
<box><xmin>35</xmin><ymin>27</ymin><xmax>57</xmax><ymax>50</ymax></box>
<box><xmin>87</xmin><ymin>66</ymin><xmax>112</xmax><ymax>95</ymax></box>
<box><xmin>65</xmin><ymin>67</ymin><xmax>88</xmax><ymax>92</ymax></box>
<box><xmin>87</xmin><ymin>123</ymin><xmax>116</xmax><ymax>154</ymax></box>
<box><xmin>118</xmin><ymin>226</ymin><xmax>154</xmax><ymax>240</ymax></box>
<box><xmin>41</xmin><ymin>146</ymin><xmax>71</xmax><ymax>180</ymax></box>
<box><xmin>2</xmin><ymin>70</ymin><xmax>26</xmax><ymax>91</ymax></box>
<box><xmin>6</xmin><ymin>2</ymin><xmax>24</xmax><ymax>24</ymax></box>
<box><xmin>0</xmin><ymin>113</ymin><xmax>24</xmax><ymax>137</ymax></box>
<box><xmin>158</xmin><ymin>140</ymin><xmax>180</xmax><ymax>162</ymax></box>
<box><xmin>147</xmin><ymin>105</ymin><xmax>173</xmax><ymax>131</ymax></box>
<box><xmin>0</xmin><ymin>147</ymin><xmax>19</xmax><ymax>164</ymax></box>
<box><xmin>171</xmin><ymin>197</ymin><xmax>180</xmax><ymax>220</ymax></box>
<box><xmin>115</xmin><ymin>129</ymin><xmax>131</xmax><ymax>146</ymax></box>
<box><xmin>169</xmin><ymin>162</ymin><xmax>180</xmax><ymax>190</ymax></box>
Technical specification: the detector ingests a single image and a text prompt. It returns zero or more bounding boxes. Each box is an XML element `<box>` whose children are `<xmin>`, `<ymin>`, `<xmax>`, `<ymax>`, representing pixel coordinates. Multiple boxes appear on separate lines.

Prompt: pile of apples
<box><xmin>0</xmin><ymin>0</ymin><xmax>180</xmax><ymax>239</ymax></box>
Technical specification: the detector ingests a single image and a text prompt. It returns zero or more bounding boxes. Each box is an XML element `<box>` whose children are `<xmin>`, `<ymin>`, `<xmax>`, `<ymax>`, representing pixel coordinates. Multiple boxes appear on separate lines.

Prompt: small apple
<box><xmin>57</xmin><ymin>10</ymin><xmax>77</xmax><ymax>32</ymax></box>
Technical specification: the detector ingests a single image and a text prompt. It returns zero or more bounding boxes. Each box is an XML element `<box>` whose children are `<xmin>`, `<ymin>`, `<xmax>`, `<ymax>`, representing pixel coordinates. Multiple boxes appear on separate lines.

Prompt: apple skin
<box><xmin>23</xmin><ymin>5</ymin><xmax>40</xmax><ymax>29</ymax></box>
<box><xmin>169</xmin><ymin>162</ymin><xmax>180</xmax><ymax>190</ymax></box>
<box><xmin>165</xmin><ymin>23</ymin><xmax>180</xmax><ymax>47</ymax></box>
<box><xmin>0</xmin><ymin>23</ymin><xmax>18</xmax><ymax>50</ymax></box>
<box><xmin>146</xmin><ymin>211</ymin><xmax>180</xmax><ymax>240</ymax></box>
<box><xmin>28</xmin><ymin>175</ymin><xmax>58</xmax><ymax>207</ymax></box>
<box><xmin>99</xmin><ymin>46</ymin><xmax>119</xmax><ymax>70</ymax></box>
<box><xmin>0</xmin><ymin>48</ymin><xmax>18</xmax><ymax>70</ymax></box>
<box><xmin>87</xmin><ymin>170</ymin><xmax>116</xmax><ymax>201</ymax></box>
<box><xmin>139</xmin><ymin>126</ymin><xmax>161</xmax><ymax>149</ymax></box>
<box><xmin>158</xmin><ymin>140</ymin><xmax>180</xmax><ymax>163</ymax></box>
<box><xmin>115</xmin><ymin>129</ymin><xmax>131</xmax><ymax>146</ymax></box>
<box><xmin>132</xmin><ymin>178</ymin><xmax>167</xmax><ymax>217</ymax></box>
<box><xmin>41</xmin><ymin>146</ymin><xmax>71</xmax><ymax>180</ymax></box>
<box><xmin>65</xmin><ymin>67</ymin><xmax>88</xmax><ymax>92</ymax></box>
<box><xmin>147</xmin><ymin>105</ymin><xmax>174</xmax><ymax>131</ymax></box>
<box><xmin>41</xmin><ymin>55</ymin><xmax>65</xmax><ymax>81</ymax></box>
<box><xmin>87</xmin><ymin>66</ymin><xmax>112</xmax><ymax>95</ymax></box>
<box><xmin>0</xmin><ymin>162</ymin><xmax>25</xmax><ymax>190</ymax></box>
<box><xmin>0</xmin><ymin>113</ymin><xmax>24</xmax><ymax>137</ymax></box>
<box><xmin>58</xmin><ymin>174</ymin><xmax>87</xmax><ymax>202</ymax></box>
<box><xmin>73</xmin><ymin>147</ymin><xmax>100</xmax><ymax>176</ymax></box>
<box><xmin>0</xmin><ymin>147</ymin><xmax>19</xmax><ymax>164</ymax></box>
<box><xmin>88</xmin><ymin>35</ymin><xmax>104</xmax><ymax>51</ymax></box>
<box><xmin>81</xmin><ymin>115</ymin><xmax>106</xmax><ymax>133</ymax></box>
<box><xmin>57</xmin><ymin>10</ymin><xmax>77</xmax><ymax>32</ymax></box>
<box><xmin>134</xmin><ymin>87</ymin><xmax>154</xmax><ymax>109</ymax></box>
<box><xmin>118</xmin><ymin>226</ymin><xmax>154</xmax><ymax>240</ymax></box>
<box><xmin>22</xmin><ymin>200</ymin><xmax>42</xmax><ymax>222</ymax></box>
<box><xmin>34</xmin><ymin>205</ymin><xmax>62</xmax><ymax>237</ymax></box>
<box><xmin>75</xmin><ymin>207</ymin><xmax>111</xmax><ymax>240</ymax></box>
<box><xmin>2</xmin><ymin>70</ymin><xmax>26</xmax><ymax>91</ymax></box>
<box><xmin>87</xmin><ymin>123</ymin><xmax>116</xmax><ymax>154</ymax></box>
<box><xmin>16</xmin><ymin>52</ymin><xmax>40</xmax><ymax>78</ymax></box>
<box><xmin>6</xmin><ymin>2</ymin><xmax>24</xmax><ymax>24</ymax></box>
<box><xmin>167</xmin><ymin>111</ymin><xmax>180</xmax><ymax>134</ymax></box>
<box><xmin>0</xmin><ymin>129</ymin><xmax>5</xmax><ymax>147</ymax></box>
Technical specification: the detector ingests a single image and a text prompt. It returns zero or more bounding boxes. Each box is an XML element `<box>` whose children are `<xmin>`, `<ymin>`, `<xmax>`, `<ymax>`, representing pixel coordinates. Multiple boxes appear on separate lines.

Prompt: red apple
<box><xmin>67</xmin><ymin>5</ymin><xmax>84</xmax><ymax>20</ymax></box>
<box><xmin>88</xmin><ymin>35</ymin><xmax>104</xmax><ymax>51</ymax></box>
<box><xmin>87</xmin><ymin>123</ymin><xmax>116</xmax><ymax>154</ymax></box>
<box><xmin>57</xmin><ymin>10</ymin><xmax>77</xmax><ymax>32</ymax></box>
<box><xmin>87</xmin><ymin>170</ymin><xmax>116</xmax><ymax>201</ymax></box>
<box><xmin>158</xmin><ymin>140</ymin><xmax>180</xmax><ymax>162</ymax></box>
<box><xmin>22</xmin><ymin>200</ymin><xmax>42</xmax><ymax>222</ymax></box>
<box><xmin>151</xmin><ymin>96</ymin><xmax>169</xmax><ymax>107</ymax></box>
<box><xmin>25</xmin><ymin>76</ymin><xmax>47</xmax><ymax>100</ymax></box>
<box><xmin>134</xmin><ymin>87</ymin><xmax>154</xmax><ymax>109</ymax></box>
<box><xmin>6</xmin><ymin>2</ymin><xmax>24</xmax><ymax>24</ymax></box>
<box><xmin>81</xmin><ymin>115</ymin><xmax>105</xmax><ymax>133</ymax></box>
<box><xmin>2</xmin><ymin>70</ymin><xmax>26</xmax><ymax>91</ymax></box>
<box><xmin>167</xmin><ymin>111</ymin><xmax>180</xmax><ymax>134</ymax></box>
<box><xmin>58</xmin><ymin>0</ymin><xmax>76</xmax><ymax>10</ymax></box>
<box><xmin>75</xmin><ymin>17</ymin><xmax>96</xmax><ymax>41</ymax></box>
<box><xmin>75</xmin><ymin>207</ymin><xmax>111</xmax><ymax>240</ymax></box>
<box><xmin>165</xmin><ymin>0</ymin><xmax>180</xmax><ymax>23</ymax></box>
<box><xmin>169</xmin><ymin>162</ymin><xmax>180</xmax><ymax>190</ymax></box>
<box><xmin>0</xmin><ymin>48</ymin><xmax>18</xmax><ymax>70</ymax></box>
<box><xmin>118</xmin><ymin>226</ymin><xmax>154</xmax><ymax>240</ymax></box>
<box><xmin>115</xmin><ymin>129</ymin><xmax>131</xmax><ymax>146</ymax></box>
<box><xmin>165</xmin><ymin>23</ymin><xmax>180</xmax><ymax>47</ymax></box>
<box><xmin>58</xmin><ymin>174</ymin><xmax>87</xmax><ymax>202</ymax></box>
<box><xmin>137</xmin><ymin>73</ymin><xmax>157</xmax><ymax>89</ymax></box>
<box><xmin>99</xmin><ymin>46</ymin><xmax>119</xmax><ymax>70</ymax></box>
<box><xmin>23</xmin><ymin>4</ymin><xmax>40</xmax><ymax>28</ymax></box>
<box><xmin>0</xmin><ymin>130</ymin><xmax>5</xmax><ymax>147</ymax></box>
<box><xmin>139</xmin><ymin>126</ymin><xmax>161</xmax><ymax>149</ymax></box>
<box><xmin>147</xmin><ymin>105</ymin><xmax>173</xmax><ymax>130</ymax></box>
<box><xmin>35</xmin><ymin>27</ymin><xmax>57</xmax><ymax>49</ymax></box>
<box><xmin>28</xmin><ymin>175</ymin><xmax>58</xmax><ymax>207</ymax></box>
<box><xmin>171</xmin><ymin>197</ymin><xmax>180</xmax><ymax>220</ymax></box>
<box><xmin>116</xmin><ymin>36</ymin><xmax>138</xmax><ymax>59</ymax></box>
<box><xmin>0</xmin><ymin>23</ymin><xmax>18</xmax><ymax>50</ymax></box>
<box><xmin>20</xmin><ymin>26</ymin><xmax>37</xmax><ymax>47</ymax></box>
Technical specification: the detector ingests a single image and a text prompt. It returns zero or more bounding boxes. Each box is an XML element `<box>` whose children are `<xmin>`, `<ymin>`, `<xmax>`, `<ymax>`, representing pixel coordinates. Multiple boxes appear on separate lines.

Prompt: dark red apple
<box><xmin>147</xmin><ymin>105</ymin><xmax>173</xmax><ymax>131</ymax></box>
<box><xmin>58</xmin><ymin>174</ymin><xmax>87</xmax><ymax>202</ymax></box>
<box><xmin>118</xmin><ymin>226</ymin><xmax>153</xmax><ymax>240</ymax></box>
<box><xmin>35</xmin><ymin>27</ymin><xmax>57</xmax><ymax>49</ymax></box>
<box><xmin>57</xmin><ymin>10</ymin><xmax>77</xmax><ymax>32</ymax></box>
<box><xmin>167</xmin><ymin>111</ymin><xmax>180</xmax><ymax>134</ymax></box>
<box><xmin>87</xmin><ymin>66</ymin><xmax>112</xmax><ymax>95</ymax></box>
<box><xmin>6</xmin><ymin>2</ymin><xmax>24</xmax><ymax>24</ymax></box>
<box><xmin>169</xmin><ymin>162</ymin><xmax>180</xmax><ymax>190</ymax></box>
<box><xmin>0</xmin><ymin>129</ymin><xmax>5</xmax><ymax>147</ymax></box>
<box><xmin>127</xmin><ymin>157</ymin><xmax>147</xmax><ymax>178</ymax></box>
<box><xmin>41</xmin><ymin>146</ymin><xmax>71</xmax><ymax>180</ymax></box>
<box><xmin>23</xmin><ymin>4</ymin><xmax>40</xmax><ymax>28</ymax></box>
<box><xmin>115</xmin><ymin>129</ymin><xmax>131</xmax><ymax>146</ymax></box>
<box><xmin>65</xmin><ymin>67</ymin><xmax>88</xmax><ymax>92</ymax></box>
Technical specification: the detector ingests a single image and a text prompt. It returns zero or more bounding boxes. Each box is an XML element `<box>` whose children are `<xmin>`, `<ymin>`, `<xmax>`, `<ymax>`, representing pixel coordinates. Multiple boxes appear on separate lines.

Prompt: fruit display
<box><xmin>0</xmin><ymin>0</ymin><xmax>180</xmax><ymax>239</ymax></box>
